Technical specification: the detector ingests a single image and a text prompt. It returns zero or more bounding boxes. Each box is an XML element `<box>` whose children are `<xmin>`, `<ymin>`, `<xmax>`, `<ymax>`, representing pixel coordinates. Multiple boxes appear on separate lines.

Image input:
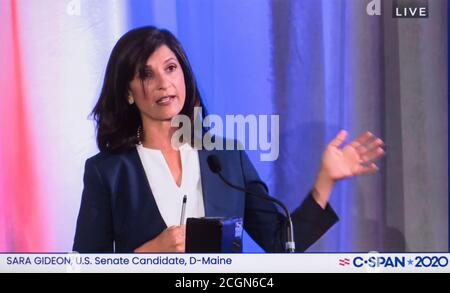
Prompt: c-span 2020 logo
<box><xmin>339</xmin><ymin>255</ymin><xmax>448</xmax><ymax>269</ymax></box>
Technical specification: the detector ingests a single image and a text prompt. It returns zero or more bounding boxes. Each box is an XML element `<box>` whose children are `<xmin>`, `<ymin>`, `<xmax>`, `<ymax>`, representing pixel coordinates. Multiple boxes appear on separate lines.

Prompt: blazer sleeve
<box><xmin>73</xmin><ymin>158</ymin><xmax>114</xmax><ymax>252</ymax></box>
<box><xmin>239</xmin><ymin>150</ymin><xmax>339</xmax><ymax>252</ymax></box>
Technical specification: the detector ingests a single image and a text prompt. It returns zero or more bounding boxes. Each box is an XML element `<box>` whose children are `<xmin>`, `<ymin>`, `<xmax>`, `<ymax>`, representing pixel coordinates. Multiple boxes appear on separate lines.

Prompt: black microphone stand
<box><xmin>215</xmin><ymin>171</ymin><xmax>296</xmax><ymax>253</ymax></box>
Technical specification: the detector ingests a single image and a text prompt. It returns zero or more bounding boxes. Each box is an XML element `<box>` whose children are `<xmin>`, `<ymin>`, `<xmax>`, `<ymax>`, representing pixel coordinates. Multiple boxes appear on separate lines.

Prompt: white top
<box><xmin>136</xmin><ymin>143</ymin><xmax>205</xmax><ymax>227</ymax></box>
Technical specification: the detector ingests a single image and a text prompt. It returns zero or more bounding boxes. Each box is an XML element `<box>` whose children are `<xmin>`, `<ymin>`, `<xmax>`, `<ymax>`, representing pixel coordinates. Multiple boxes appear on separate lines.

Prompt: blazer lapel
<box><xmin>198</xmin><ymin>149</ymin><xmax>216</xmax><ymax>217</ymax></box>
<box><xmin>126</xmin><ymin>148</ymin><xmax>167</xmax><ymax>230</ymax></box>
<box><xmin>198</xmin><ymin>149</ymin><xmax>240</xmax><ymax>218</ymax></box>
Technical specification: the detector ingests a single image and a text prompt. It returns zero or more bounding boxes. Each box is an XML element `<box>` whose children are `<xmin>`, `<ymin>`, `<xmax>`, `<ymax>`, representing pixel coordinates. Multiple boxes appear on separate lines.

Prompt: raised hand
<box><xmin>313</xmin><ymin>130</ymin><xmax>385</xmax><ymax>209</ymax></box>
<box><xmin>321</xmin><ymin>130</ymin><xmax>384</xmax><ymax>180</ymax></box>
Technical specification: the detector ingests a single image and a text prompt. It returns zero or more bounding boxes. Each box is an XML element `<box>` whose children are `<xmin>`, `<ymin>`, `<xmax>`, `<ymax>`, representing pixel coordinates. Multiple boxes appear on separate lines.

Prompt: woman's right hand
<box><xmin>134</xmin><ymin>225</ymin><xmax>186</xmax><ymax>253</ymax></box>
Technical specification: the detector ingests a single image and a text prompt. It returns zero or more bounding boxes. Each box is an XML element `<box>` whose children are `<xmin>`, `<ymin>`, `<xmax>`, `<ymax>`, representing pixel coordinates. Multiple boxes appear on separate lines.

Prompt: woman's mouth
<box><xmin>156</xmin><ymin>95</ymin><xmax>175</xmax><ymax>106</ymax></box>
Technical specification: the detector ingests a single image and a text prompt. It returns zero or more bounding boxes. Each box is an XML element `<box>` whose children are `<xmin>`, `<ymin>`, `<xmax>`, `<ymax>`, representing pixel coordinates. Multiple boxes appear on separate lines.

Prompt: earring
<box><xmin>128</xmin><ymin>95</ymin><xmax>134</xmax><ymax>105</ymax></box>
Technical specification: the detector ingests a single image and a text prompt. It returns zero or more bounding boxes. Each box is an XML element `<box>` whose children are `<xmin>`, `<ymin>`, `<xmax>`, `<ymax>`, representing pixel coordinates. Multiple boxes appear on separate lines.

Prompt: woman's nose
<box><xmin>155</xmin><ymin>73</ymin><xmax>170</xmax><ymax>90</ymax></box>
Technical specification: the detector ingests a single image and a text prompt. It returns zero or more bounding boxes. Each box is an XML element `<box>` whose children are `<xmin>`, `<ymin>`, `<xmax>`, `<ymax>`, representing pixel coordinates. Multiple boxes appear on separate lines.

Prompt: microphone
<box><xmin>207</xmin><ymin>155</ymin><xmax>295</xmax><ymax>253</ymax></box>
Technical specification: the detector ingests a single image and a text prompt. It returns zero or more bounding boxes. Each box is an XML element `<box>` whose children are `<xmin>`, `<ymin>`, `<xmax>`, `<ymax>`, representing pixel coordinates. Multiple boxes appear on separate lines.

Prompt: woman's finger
<box><xmin>355</xmin><ymin>137</ymin><xmax>384</xmax><ymax>154</ymax></box>
<box><xmin>357</xmin><ymin>163</ymin><xmax>379</xmax><ymax>175</ymax></box>
<box><xmin>353</xmin><ymin>131</ymin><xmax>374</xmax><ymax>146</ymax></box>
<box><xmin>329</xmin><ymin>130</ymin><xmax>348</xmax><ymax>147</ymax></box>
<box><xmin>360</xmin><ymin>147</ymin><xmax>385</xmax><ymax>162</ymax></box>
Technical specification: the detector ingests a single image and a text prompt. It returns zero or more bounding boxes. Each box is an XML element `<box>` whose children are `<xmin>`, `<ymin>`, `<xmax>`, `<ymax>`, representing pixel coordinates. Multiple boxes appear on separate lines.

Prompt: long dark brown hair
<box><xmin>92</xmin><ymin>26</ymin><xmax>205</xmax><ymax>153</ymax></box>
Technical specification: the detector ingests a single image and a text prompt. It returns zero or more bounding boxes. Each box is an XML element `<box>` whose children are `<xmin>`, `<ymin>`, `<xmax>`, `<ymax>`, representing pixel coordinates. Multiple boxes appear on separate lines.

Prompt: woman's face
<box><xmin>129</xmin><ymin>45</ymin><xmax>186</xmax><ymax>123</ymax></box>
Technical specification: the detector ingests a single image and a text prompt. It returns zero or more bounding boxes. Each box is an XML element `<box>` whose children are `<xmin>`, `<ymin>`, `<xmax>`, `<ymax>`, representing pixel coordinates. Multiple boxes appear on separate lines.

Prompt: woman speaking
<box><xmin>73</xmin><ymin>26</ymin><xmax>385</xmax><ymax>253</ymax></box>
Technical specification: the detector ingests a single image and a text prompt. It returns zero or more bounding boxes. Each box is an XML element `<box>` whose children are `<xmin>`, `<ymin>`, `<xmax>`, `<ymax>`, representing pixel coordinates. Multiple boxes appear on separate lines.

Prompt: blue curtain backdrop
<box><xmin>123</xmin><ymin>0</ymin><xmax>447</xmax><ymax>252</ymax></box>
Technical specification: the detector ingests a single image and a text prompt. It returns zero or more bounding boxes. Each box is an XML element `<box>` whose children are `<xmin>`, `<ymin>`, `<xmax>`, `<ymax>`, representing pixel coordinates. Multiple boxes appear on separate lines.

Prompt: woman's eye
<box><xmin>167</xmin><ymin>64</ymin><xmax>177</xmax><ymax>72</ymax></box>
<box><xmin>144</xmin><ymin>71</ymin><xmax>153</xmax><ymax>79</ymax></box>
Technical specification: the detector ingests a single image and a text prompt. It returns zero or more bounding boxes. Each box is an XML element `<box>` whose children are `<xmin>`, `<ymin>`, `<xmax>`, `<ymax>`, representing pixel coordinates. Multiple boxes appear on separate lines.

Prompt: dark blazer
<box><xmin>73</xmin><ymin>147</ymin><xmax>338</xmax><ymax>253</ymax></box>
